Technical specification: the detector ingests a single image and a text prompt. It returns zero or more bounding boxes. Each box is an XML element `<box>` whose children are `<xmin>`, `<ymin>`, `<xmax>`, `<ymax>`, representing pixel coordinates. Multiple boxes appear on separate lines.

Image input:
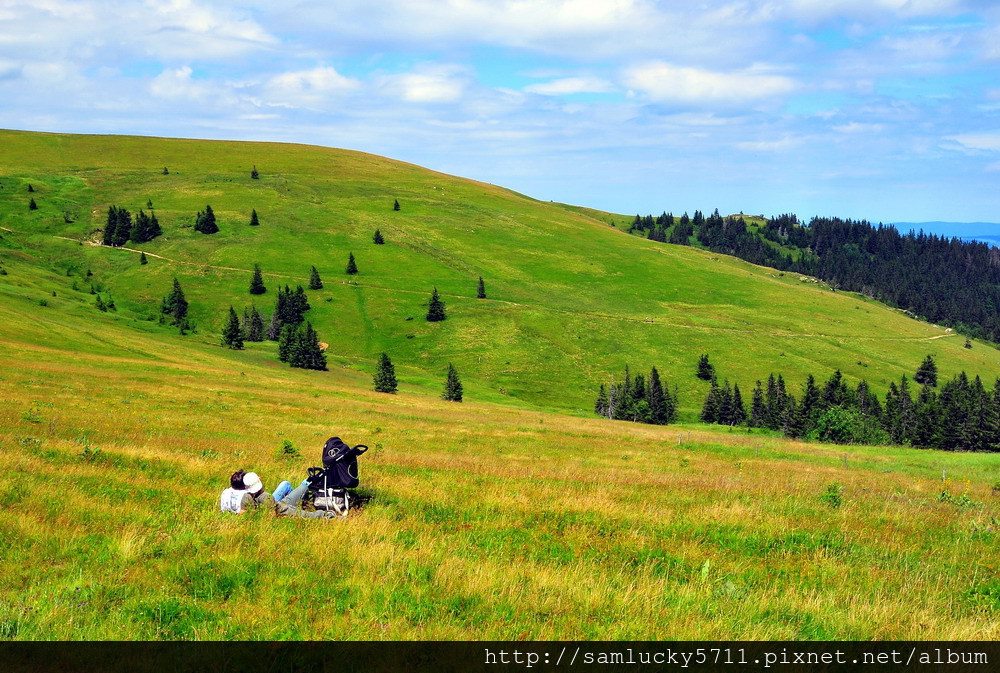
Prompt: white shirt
<box><xmin>220</xmin><ymin>487</ymin><xmax>249</xmax><ymax>514</ymax></box>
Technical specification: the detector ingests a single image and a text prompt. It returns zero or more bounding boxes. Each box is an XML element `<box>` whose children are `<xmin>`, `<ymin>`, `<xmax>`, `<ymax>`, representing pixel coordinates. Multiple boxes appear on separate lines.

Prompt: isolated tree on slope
<box><xmin>195</xmin><ymin>205</ymin><xmax>218</xmax><ymax>234</ymax></box>
<box><xmin>696</xmin><ymin>354</ymin><xmax>715</xmax><ymax>381</ymax></box>
<box><xmin>309</xmin><ymin>266</ymin><xmax>323</xmax><ymax>290</ymax></box>
<box><xmin>374</xmin><ymin>353</ymin><xmax>398</xmax><ymax>393</ymax></box>
<box><xmin>161</xmin><ymin>278</ymin><xmax>188</xmax><ymax>325</ymax></box>
<box><xmin>222</xmin><ymin>306</ymin><xmax>244</xmax><ymax>350</ymax></box>
<box><xmin>477</xmin><ymin>276</ymin><xmax>486</xmax><ymax>299</ymax></box>
<box><xmin>249</xmin><ymin>263</ymin><xmax>267</xmax><ymax>295</ymax></box>
<box><xmin>345</xmin><ymin>252</ymin><xmax>358</xmax><ymax>275</ymax></box>
<box><xmin>442</xmin><ymin>363</ymin><xmax>463</xmax><ymax>402</ymax></box>
<box><xmin>426</xmin><ymin>287</ymin><xmax>446</xmax><ymax>322</ymax></box>
<box><xmin>373</xmin><ymin>229</ymin><xmax>385</xmax><ymax>245</ymax></box>
<box><xmin>249</xmin><ymin>209</ymin><xmax>260</xmax><ymax>226</ymax></box>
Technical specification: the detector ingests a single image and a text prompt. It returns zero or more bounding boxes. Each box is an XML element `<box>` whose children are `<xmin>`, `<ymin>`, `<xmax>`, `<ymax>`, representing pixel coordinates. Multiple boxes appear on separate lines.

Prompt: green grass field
<box><xmin>0</xmin><ymin>130</ymin><xmax>998</xmax><ymax>640</ymax></box>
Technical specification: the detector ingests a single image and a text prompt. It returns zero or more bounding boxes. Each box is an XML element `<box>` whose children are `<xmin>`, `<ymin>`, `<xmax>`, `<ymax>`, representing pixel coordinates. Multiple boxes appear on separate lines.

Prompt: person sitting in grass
<box><xmin>220</xmin><ymin>469</ymin><xmax>337</xmax><ymax>519</ymax></box>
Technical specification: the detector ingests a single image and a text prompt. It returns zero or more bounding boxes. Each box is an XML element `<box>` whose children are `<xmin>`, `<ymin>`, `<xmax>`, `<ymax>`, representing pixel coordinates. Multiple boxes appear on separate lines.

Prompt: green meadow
<box><xmin>0</xmin><ymin>129</ymin><xmax>998</xmax><ymax>640</ymax></box>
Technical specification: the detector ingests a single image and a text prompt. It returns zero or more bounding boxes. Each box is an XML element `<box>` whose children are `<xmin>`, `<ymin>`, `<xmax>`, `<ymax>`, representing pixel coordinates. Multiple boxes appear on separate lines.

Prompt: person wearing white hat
<box><xmin>220</xmin><ymin>469</ymin><xmax>338</xmax><ymax>519</ymax></box>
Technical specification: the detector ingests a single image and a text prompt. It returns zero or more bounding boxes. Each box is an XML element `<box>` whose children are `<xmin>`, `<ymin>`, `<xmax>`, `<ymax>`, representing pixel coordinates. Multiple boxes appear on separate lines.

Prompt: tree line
<box><xmin>628</xmin><ymin>209</ymin><xmax>1000</xmax><ymax>343</ymax></box>
<box><xmin>697</xmin><ymin>356</ymin><xmax>1000</xmax><ymax>451</ymax></box>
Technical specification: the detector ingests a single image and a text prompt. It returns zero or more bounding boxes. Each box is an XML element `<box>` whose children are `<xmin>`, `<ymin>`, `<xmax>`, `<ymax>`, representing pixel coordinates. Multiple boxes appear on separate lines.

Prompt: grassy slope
<box><xmin>0</xmin><ymin>130</ymin><xmax>998</xmax><ymax>639</ymax></box>
<box><xmin>2</xmin><ymin>129</ymin><xmax>999</xmax><ymax>418</ymax></box>
<box><xmin>0</xmin><ymin>298</ymin><xmax>997</xmax><ymax>640</ymax></box>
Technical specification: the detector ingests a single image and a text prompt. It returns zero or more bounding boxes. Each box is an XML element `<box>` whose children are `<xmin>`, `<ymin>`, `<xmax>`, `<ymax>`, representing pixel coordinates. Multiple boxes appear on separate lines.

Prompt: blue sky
<box><xmin>1</xmin><ymin>0</ymin><xmax>998</xmax><ymax>223</ymax></box>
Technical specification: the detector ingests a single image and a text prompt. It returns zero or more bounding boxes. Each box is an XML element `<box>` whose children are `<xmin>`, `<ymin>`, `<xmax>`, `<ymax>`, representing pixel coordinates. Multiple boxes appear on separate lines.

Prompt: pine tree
<box><xmin>249</xmin><ymin>263</ymin><xmax>266</xmax><ymax>295</ymax></box>
<box><xmin>731</xmin><ymin>383</ymin><xmax>747</xmax><ymax>426</ymax></box>
<box><xmin>595</xmin><ymin>384</ymin><xmax>609</xmax><ymax>417</ymax></box>
<box><xmin>222</xmin><ymin>306</ymin><xmax>244</xmax><ymax>350</ymax></box>
<box><xmin>27</xmin><ymin>184</ymin><xmax>34</xmax><ymax>193</ymax></box>
<box><xmin>309</xmin><ymin>266</ymin><xmax>323</xmax><ymax>290</ymax></box>
<box><xmin>647</xmin><ymin>367</ymin><xmax>667</xmax><ymax>424</ymax></box>
<box><xmin>161</xmin><ymin>278</ymin><xmax>188</xmax><ymax>325</ymax></box>
<box><xmin>800</xmin><ymin>374</ymin><xmax>821</xmax><ymax>430</ymax></box>
<box><xmin>149</xmin><ymin>212</ymin><xmax>162</xmax><ymax>239</ymax></box>
<box><xmin>140</xmin><ymin>252</ymin><xmax>148</xmax><ymax>265</ymax></box>
<box><xmin>289</xmin><ymin>322</ymin><xmax>327</xmax><ymax>371</ymax></box>
<box><xmin>373</xmin><ymin>229</ymin><xmax>385</xmax><ymax>244</ymax></box>
<box><xmin>915</xmin><ymin>355</ymin><xmax>937</xmax><ymax>386</ymax></box>
<box><xmin>291</xmin><ymin>285</ymin><xmax>310</xmax><ymax>319</ymax></box>
<box><xmin>250</xmin><ymin>165</ymin><xmax>259</xmax><ymax>180</ymax></box>
<box><xmin>102</xmin><ymin>206</ymin><xmax>117</xmax><ymax>246</ymax></box>
<box><xmin>701</xmin><ymin>380</ymin><xmax>721</xmax><ymax>423</ymax></box>
<box><xmin>162</xmin><ymin>166</ymin><xmax>169</xmax><ymax>175</ymax></box>
<box><xmin>249</xmin><ymin>209</ymin><xmax>260</xmax><ymax>226</ymax></box>
<box><xmin>130</xmin><ymin>209</ymin><xmax>151</xmax><ymax>243</ymax></box>
<box><xmin>113</xmin><ymin>207</ymin><xmax>132</xmax><ymax>247</ymax></box>
<box><xmin>345</xmin><ymin>252</ymin><xmax>358</xmax><ymax>275</ymax></box>
<box><xmin>696</xmin><ymin>354</ymin><xmax>715</xmax><ymax>381</ymax></box>
<box><xmin>245</xmin><ymin>305</ymin><xmax>264</xmax><ymax>342</ymax></box>
<box><xmin>426</xmin><ymin>287</ymin><xmax>446</xmax><ymax>322</ymax></box>
<box><xmin>28</xmin><ymin>198</ymin><xmax>37</xmax><ymax>211</ymax></box>
<box><xmin>442</xmin><ymin>363</ymin><xmax>463</xmax><ymax>401</ymax></box>
<box><xmin>266</xmin><ymin>310</ymin><xmax>281</xmax><ymax>341</ymax></box>
<box><xmin>277</xmin><ymin>325</ymin><xmax>295</xmax><ymax>362</ymax></box>
<box><xmin>477</xmin><ymin>276</ymin><xmax>486</xmax><ymax>299</ymax></box>
<box><xmin>374</xmin><ymin>353</ymin><xmax>398</xmax><ymax>393</ymax></box>
<box><xmin>393</xmin><ymin>199</ymin><xmax>400</xmax><ymax>211</ymax></box>
<box><xmin>750</xmin><ymin>381</ymin><xmax>766</xmax><ymax>427</ymax></box>
<box><xmin>147</xmin><ymin>199</ymin><xmax>153</xmax><ymax>209</ymax></box>
<box><xmin>95</xmin><ymin>295</ymin><xmax>107</xmax><ymax>312</ymax></box>
<box><xmin>194</xmin><ymin>205</ymin><xmax>218</xmax><ymax>234</ymax></box>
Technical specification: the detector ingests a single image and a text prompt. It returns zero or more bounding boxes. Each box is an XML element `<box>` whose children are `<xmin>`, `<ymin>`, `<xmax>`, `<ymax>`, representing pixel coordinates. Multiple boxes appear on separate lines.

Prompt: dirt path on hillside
<box><xmin>38</xmin><ymin>233</ymin><xmax>963</xmax><ymax>344</ymax></box>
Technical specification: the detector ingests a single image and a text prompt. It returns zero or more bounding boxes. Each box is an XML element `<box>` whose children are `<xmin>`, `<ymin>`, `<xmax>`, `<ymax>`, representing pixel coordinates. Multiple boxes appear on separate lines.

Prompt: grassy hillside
<box><xmin>0</xmin><ymin>130</ymin><xmax>998</xmax><ymax>640</ymax></box>
<box><xmin>0</xmin><ymin>297</ymin><xmax>998</xmax><ymax>640</ymax></box>
<box><xmin>2</xmin><ymin>129</ymin><xmax>999</xmax><ymax>418</ymax></box>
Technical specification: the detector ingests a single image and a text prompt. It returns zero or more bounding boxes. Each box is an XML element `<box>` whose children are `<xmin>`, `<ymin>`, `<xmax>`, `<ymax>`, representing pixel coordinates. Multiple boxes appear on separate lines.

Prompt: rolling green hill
<box><xmin>1</xmin><ymin>129</ymin><xmax>998</xmax><ymax>417</ymax></box>
<box><xmin>1</xmin><ymin>130</ymin><xmax>998</xmax><ymax>640</ymax></box>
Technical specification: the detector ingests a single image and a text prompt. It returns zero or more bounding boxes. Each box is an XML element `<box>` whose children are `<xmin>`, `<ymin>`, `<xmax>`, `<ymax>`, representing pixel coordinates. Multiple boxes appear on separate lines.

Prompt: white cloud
<box><xmin>261</xmin><ymin>66</ymin><xmax>359</xmax><ymax>109</ymax></box>
<box><xmin>524</xmin><ymin>76</ymin><xmax>613</xmax><ymax>95</ymax></box>
<box><xmin>735</xmin><ymin>136</ymin><xmax>803</xmax><ymax>153</ymax></box>
<box><xmin>378</xmin><ymin>64</ymin><xmax>470</xmax><ymax>104</ymax></box>
<box><xmin>622</xmin><ymin>61</ymin><xmax>796</xmax><ymax>105</ymax></box>
<box><xmin>948</xmin><ymin>132</ymin><xmax>1000</xmax><ymax>151</ymax></box>
<box><xmin>833</xmin><ymin>122</ymin><xmax>886</xmax><ymax>133</ymax></box>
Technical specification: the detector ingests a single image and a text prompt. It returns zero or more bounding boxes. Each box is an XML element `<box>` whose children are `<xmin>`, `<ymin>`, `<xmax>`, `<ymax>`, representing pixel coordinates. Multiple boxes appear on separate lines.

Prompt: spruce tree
<box><xmin>291</xmin><ymin>285</ymin><xmax>310</xmax><ymax>320</ymax></box>
<box><xmin>266</xmin><ymin>310</ymin><xmax>281</xmax><ymax>341</ymax></box>
<box><xmin>393</xmin><ymin>199</ymin><xmax>400</xmax><ymax>211</ymax></box>
<box><xmin>915</xmin><ymin>355</ymin><xmax>938</xmax><ymax>386</ymax></box>
<box><xmin>277</xmin><ymin>324</ymin><xmax>295</xmax><ymax>362</ymax></box>
<box><xmin>374</xmin><ymin>353</ymin><xmax>398</xmax><ymax>393</ymax></box>
<box><xmin>647</xmin><ymin>367</ymin><xmax>667</xmax><ymax>424</ymax></box>
<box><xmin>27</xmin><ymin>184</ymin><xmax>34</xmax><ymax>193</ymax></box>
<box><xmin>595</xmin><ymin>384</ymin><xmax>609</xmax><ymax>417</ymax></box>
<box><xmin>102</xmin><ymin>207</ymin><xmax>117</xmax><ymax>246</ymax></box>
<box><xmin>162</xmin><ymin>166</ymin><xmax>169</xmax><ymax>175</ymax></box>
<box><xmin>345</xmin><ymin>252</ymin><xmax>358</xmax><ymax>275</ymax></box>
<box><xmin>95</xmin><ymin>295</ymin><xmax>107</xmax><ymax>312</ymax></box>
<box><xmin>442</xmin><ymin>363</ymin><xmax>463</xmax><ymax>401</ymax></box>
<box><xmin>194</xmin><ymin>205</ymin><xmax>218</xmax><ymax>234</ymax></box>
<box><xmin>696</xmin><ymin>354</ymin><xmax>715</xmax><ymax>381</ymax></box>
<box><xmin>701</xmin><ymin>380</ymin><xmax>721</xmax><ymax>423</ymax></box>
<box><xmin>149</xmin><ymin>212</ymin><xmax>162</xmax><ymax>239</ymax></box>
<box><xmin>28</xmin><ymin>198</ymin><xmax>37</xmax><ymax>211</ymax></box>
<box><xmin>426</xmin><ymin>287</ymin><xmax>446</xmax><ymax>322</ymax></box>
<box><xmin>731</xmin><ymin>383</ymin><xmax>747</xmax><ymax>426</ymax></box>
<box><xmin>477</xmin><ymin>276</ymin><xmax>486</xmax><ymax>299</ymax></box>
<box><xmin>222</xmin><ymin>306</ymin><xmax>244</xmax><ymax>350</ymax></box>
<box><xmin>749</xmin><ymin>381</ymin><xmax>766</xmax><ymax>427</ymax></box>
<box><xmin>251</xmin><ymin>165</ymin><xmax>259</xmax><ymax>179</ymax></box>
<box><xmin>289</xmin><ymin>322</ymin><xmax>327</xmax><ymax>371</ymax></box>
<box><xmin>161</xmin><ymin>278</ymin><xmax>188</xmax><ymax>325</ymax></box>
<box><xmin>309</xmin><ymin>266</ymin><xmax>323</xmax><ymax>290</ymax></box>
<box><xmin>249</xmin><ymin>263</ymin><xmax>266</xmax><ymax>295</ymax></box>
<box><xmin>249</xmin><ymin>209</ymin><xmax>260</xmax><ymax>226</ymax></box>
<box><xmin>139</xmin><ymin>252</ymin><xmax>148</xmax><ymax>265</ymax></box>
<box><xmin>147</xmin><ymin>199</ymin><xmax>153</xmax><ymax>209</ymax></box>
<box><xmin>373</xmin><ymin>229</ymin><xmax>385</xmax><ymax>245</ymax></box>
<box><xmin>245</xmin><ymin>305</ymin><xmax>264</xmax><ymax>342</ymax></box>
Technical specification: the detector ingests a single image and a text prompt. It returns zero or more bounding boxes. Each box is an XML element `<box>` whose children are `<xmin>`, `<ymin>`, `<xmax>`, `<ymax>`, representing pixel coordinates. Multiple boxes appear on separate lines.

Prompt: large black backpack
<box><xmin>306</xmin><ymin>437</ymin><xmax>368</xmax><ymax>515</ymax></box>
